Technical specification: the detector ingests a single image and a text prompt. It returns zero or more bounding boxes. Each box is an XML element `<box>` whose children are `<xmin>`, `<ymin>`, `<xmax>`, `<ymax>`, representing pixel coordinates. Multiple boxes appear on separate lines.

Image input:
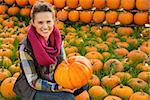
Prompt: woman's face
<box><xmin>32</xmin><ymin>11</ymin><xmax>54</xmax><ymax>41</ymax></box>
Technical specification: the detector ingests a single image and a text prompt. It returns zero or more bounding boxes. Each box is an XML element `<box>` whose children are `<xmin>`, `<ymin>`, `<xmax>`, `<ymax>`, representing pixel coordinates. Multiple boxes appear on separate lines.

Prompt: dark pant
<box><xmin>33</xmin><ymin>84</ymin><xmax>88</xmax><ymax>100</ymax></box>
<box><xmin>33</xmin><ymin>91</ymin><xmax>74</xmax><ymax>100</ymax></box>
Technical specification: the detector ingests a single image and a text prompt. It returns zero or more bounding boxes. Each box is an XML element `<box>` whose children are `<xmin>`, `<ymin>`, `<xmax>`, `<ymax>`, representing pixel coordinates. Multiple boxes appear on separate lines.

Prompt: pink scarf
<box><xmin>27</xmin><ymin>25</ymin><xmax>62</xmax><ymax>66</ymax></box>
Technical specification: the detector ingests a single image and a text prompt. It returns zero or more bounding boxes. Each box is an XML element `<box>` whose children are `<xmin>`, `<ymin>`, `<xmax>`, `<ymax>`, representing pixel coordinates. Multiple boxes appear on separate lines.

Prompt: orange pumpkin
<box><xmin>104</xmin><ymin>96</ymin><xmax>122</xmax><ymax>100</ymax></box>
<box><xmin>90</xmin><ymin>59</ymin><xmax>103</xmax><ymax>71</ymax></box>
<box><xmin>16</xmin><ymin>0</ymin><xmax>28</xmax><ymax>7</ymax></box>
<box><xmin>54</xmin><ymin>0</ymin><xmax>66</xmax><ymax>9</ymax></box>
<box><xmin>114</xmin><ymin>48</ymin><xmax>129</xmax><ymax>56</ymax></box>
<box><xmin>80</xmin><ymin>11</ymin><xmax>93</xmax><ymax>23</ymax></box>
<box><xmin>138</xmin><ymin>72</ymin><xmax>150</xmax><ymax>82</ymax></box>
<box><xmin>106</xmin><ymin>0</ymin><xmax>120</xmax><ymax>9</ymax></box>
<box><xmin>28</xmin><ymin>0</ymin><xmax>37</xmax><ymax>6</ymax></box>
<box><xmin>105</xmin><ymin>11</ymin><xmax>118</xmax><ymax>24</ymax></box>
<box><xmin>79</xmin><ymin>0</ymin><xmax>93</xmax><ymax>9</ymax></box>
<box><xmin>127</xmin><ymin>78</ymin><xmax>148</xmax><ymax>89</ymax></box>
<box><xmin>118</xmin><ymin>12</ymin><xmax>133</xmax><ymax>25</ymax></box>
<box><xmin>54</xmin><ymin>56</ymin><xmax>92</xmax><ymax>89</ymax></box>
<box><xmin>111</xmin><ymin>85</ymin><xmax>134</xmax><ymax>98</ymax></box>
<box><xmin>68</xmin><ymin>10</ymin><xmax>79</xmax><ymax>22</ymax></box>
<box><xmin>136</xmin><ymin>0</ymin><xmax>149</xmax><ymax>10</ymax></box>
<box><xmin>0</xmin><ymin>77</ymin><xmax>17</xmax><ymax>98</ymax></box>
<box><xmin>120</xmin><ymin>0</ymin><xmax>135</xmax><ymax>10</ymax></box>
<box><xmin>88</xmin><ymin>74</ymin><xmax>100</xmax><ymax>86</ymax></box>
<box><xmin>115</xmin><ymin>72</ymin><xmax>132</xmax><ymax>80</ymax></box>
<box><xmin>127</xmin><ymin>50</ymin><xmax>148</xmax><ymax>63</ymax></box>
<box><xmin>20</xmin><ymin>7</ymin><xmax>31</xmax><ymax>17</ymax></box>
<box><xmin>93</xmin><ymin>11</ymin><xmax>105</xmax><ymax>23</ymax></box>
<box><xmin>75</xmin><ymin>90</ymin><xmax>90</xmax><ymax>100</ymax></box>
<box><xmin>0</xmin><ymin>68</ymin><xmax>12</xmax><ymax>82</ymax></box>
<box><xmin>66</xmin><ymin>0</ymin><xmax>79</xmax><ymax>9</ymax></box>
<box><xmin>101</xmin><ymin>74</ymin><xmax>120</xmax><ymax>88</ymax></box>
<box><xmin>85</xmin><ymin>51</ymin><xmax>103</xmax><ymax>60</ymax></box>
<box><xmin>4</xmin><ymin>0</ymin><xmax>15</xmax><ymax>5</ymax></box>
<box><xmin>93</xmin><ymin>0</ymin><xmax>105</xmax><ymax>9</ymax></box>
<box><xmin>56</xmin><ymin>10</ymin><xmax>68</xmax><ymax>21</ymax></box>
<box><xmin>0</xmin><ymin>5</ymin><xmax>8</xmax><ymax>14</ymax></box>
<box><xmin>117</xmin><ymin>27</ymin><xmax>133</xmax><ymax>36</ymax></box>
<box><xmin>134</xmin><ymin>12</ymin><xmax>148</xmax><ymax>25</ymax></box>
<box><xmin>103</xmin><ymin>59</ymin><xmax>124</xmax><ymax>72</ymax></box>
<box><xmin>88</xmin><ymin>86</ymin><xmax>108</xmax><ymax>98</ymax></box>
<box><xmin>130</xmin><ymin>92</ymin><xmax>149</xmax><ymax>100</ymax></box>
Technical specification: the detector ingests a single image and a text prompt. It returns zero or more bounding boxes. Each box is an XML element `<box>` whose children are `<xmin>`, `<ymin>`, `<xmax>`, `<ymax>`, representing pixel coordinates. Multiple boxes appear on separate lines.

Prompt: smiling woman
<box><xmin>12</xmin><ymin>1</ymin><xmax>88</xmax><ymax>100</ymax></box>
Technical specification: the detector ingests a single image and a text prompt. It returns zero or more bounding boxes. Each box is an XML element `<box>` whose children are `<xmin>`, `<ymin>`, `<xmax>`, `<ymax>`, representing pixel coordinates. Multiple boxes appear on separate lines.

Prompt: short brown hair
<box><xmin>31</xmin><ymin>0</ymin><xmax>55</xmax><ymax>22</ymax></box>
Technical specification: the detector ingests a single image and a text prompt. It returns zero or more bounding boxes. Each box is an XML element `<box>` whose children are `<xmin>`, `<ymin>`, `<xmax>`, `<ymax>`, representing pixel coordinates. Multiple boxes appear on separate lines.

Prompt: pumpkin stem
<box><xmin>140</xmin><ymin>89</ymin><xmax>145</xmax><ymax>95</ymax></box>
<box><xmin>120</xmin><ymin>84</ymin><xmax>123</xmax><ymax>88</ymax></box>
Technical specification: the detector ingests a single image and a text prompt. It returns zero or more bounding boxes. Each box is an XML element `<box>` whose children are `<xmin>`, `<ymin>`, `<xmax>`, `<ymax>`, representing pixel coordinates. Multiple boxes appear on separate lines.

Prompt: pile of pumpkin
<box><xmin>0</xmin><ymin>0</ymin><xmax>150</xmax><ymax>100</ymax></box>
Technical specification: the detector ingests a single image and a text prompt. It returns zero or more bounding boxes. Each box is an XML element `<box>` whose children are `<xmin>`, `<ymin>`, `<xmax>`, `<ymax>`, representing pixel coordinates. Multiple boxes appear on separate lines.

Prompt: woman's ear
<box><xmin>31</xmin><ymin>20</ymin><xmax>35</xmax><ymax>26</ymax></box>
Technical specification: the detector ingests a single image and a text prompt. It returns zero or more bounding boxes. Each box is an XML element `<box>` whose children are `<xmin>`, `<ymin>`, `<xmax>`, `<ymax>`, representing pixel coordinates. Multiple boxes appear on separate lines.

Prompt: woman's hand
<box><xmin>58</xmin><ymin>85</ymin><xmax>78</xmax><ymax>93</ymax></box>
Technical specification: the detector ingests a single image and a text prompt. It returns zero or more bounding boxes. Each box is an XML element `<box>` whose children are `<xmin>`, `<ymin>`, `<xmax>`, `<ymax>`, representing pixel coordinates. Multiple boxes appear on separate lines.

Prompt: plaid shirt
<box><xmin>19</xmin><ymin>41</ymin><xmax>66</xmax><ymax>92</ymax></box>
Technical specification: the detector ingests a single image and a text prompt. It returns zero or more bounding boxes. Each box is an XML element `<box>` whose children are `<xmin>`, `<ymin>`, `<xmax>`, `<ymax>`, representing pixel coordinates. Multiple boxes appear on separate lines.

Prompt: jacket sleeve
<box><xmin>19</xmin><ymin>44</ymin><xmax>58</xmax><ymax>92</ymax></box>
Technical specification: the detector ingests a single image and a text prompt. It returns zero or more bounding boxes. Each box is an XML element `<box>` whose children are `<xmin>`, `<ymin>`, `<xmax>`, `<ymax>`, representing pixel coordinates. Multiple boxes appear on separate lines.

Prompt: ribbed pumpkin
<box><xmin>7</xmin><ymin>6</ymin><xmax>20</xmax><ymax>16</ymax></box>
<box><xmin>93</xmin><ymin>0</ymin><xmax>105</xmax><ymax>9</ymax></box>
<box><xmin>16</xmin><ymin>0</ymin><xmax>28</xmax><ymax>7</ymax></box>
<box><xmin>28</xmin><ymin>0</ymin><xmax>37</xmax><ymax>6</ymax></box>
<box><xmin>68</xmin><ymin>10</ymin><xmax>79</xmax><ymax>22</ymax></box>
<box><xmin>79</xmin><ymin>0</ymin><xmax>93</xmax><ymax>9</ymax></box>
<box><xmin>129</xmin><ymin>92</ymin><xmax>149</xmax><ymax>100</ymax></box>
<box><xmin>66</xmin><ymin>0</ymin><xmax>79</xmax><ymax>9</ymax></box>
<box><xmin>136</xmin><ymin>0</ymin><xmax>149</xmax><ymax>11</ymax></box>
<box><xmin>117</xmin><ymin>27</ymin><xmax>133</xmax><ymax>36</ymax></box>
<box><xmin>54</xmin><ymin>0</ymin><xmax>66</xmax><ymax>9</ymax></box>
<box><xmin>56</xmin><ymin>10</ymin><xmax>68</xmax><ymax>21</ymax></box>
<box><xmin>104</xmin><ymin>96</ymin><xmax>122</xmax><ymax>100</ymax></box>
<box><xmin>134</xmin><ymin>12</ymin><xmax>148</xmax><ymax>25</ymax></box>
<box><xmin>88</xmin><ymin>86</ymin><xmax>108</xmax><ymax>98</ymax></box>
<box><xmin>80</xmin><ymin>11</ymin><xmax>93</xmax><ymax>23</ymax></box>
<box><xmin>20</xmin><ymin>7</ymin><xmax>31</xmax><ymax>17</ymax></box>
<box><xmin>93</xmin><ymin>11</ymin><xmax>105</xmax><ymax>23</ymax></box>
<box><xmin>120</xmin><ymin>0</ymin><xmax>135</xmax><ymax>10</ymax></box>
<box><xmin>75</xmin><ymin>90</ymin><xmax>90</xmax><ymax>100</ymax></box>
<box><xmin>0</xmin><ymin>77</ymin><xmax>17</xmax><ymax>99</ymax></box>
<box><xmin>105</xmin><ymin>11</ymin><xmax>118</xmax><ymax>24</ymax></box>
<box><xmin>103</xmin><ymin>59</ymin><xmax>124</xmax><ymax>72</ymax></box>
<box><xmin>106</xmin><ymin>0</ymin><xmax>120</xmax><ymax>9</ymax></box>
<box><xmin>4</xmin><ymin>0</ymin><xmax>15</xmax><ymax>5</ymax></box>
<box><xmin>0</xmin><ymin>5</ymin><xmax>8</xmax><ymax>14</ymax></box>
<box><xmin>54</xmin><ymin>56</ymin><xmax>92</xmax><ymax>89</ymax></box>
<box><xmin>118</xmin><ymin>12</ymin><xmax>133</xmax><ymax>25</ymax></box>
<box><xmin>111</xmin><ymin>85</ymin><xmax>134</xmax><ymax>98</ymax></box>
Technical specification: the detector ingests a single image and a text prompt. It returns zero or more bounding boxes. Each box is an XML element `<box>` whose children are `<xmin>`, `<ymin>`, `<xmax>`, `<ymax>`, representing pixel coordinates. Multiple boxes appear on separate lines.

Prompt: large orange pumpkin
<box><xmin>0</xmin><ymin>77</ymin><xmax>17</xmax><ymax>99</ymax></box>
<box><xmin>54</xmin><ymin>56</ymin><xmax>92</xmax><ymax>89</ymax></box>
<box><xmin>4</xmin><ymin>0</ymin><xmax>15</xmax><ymax>5</ymax></box>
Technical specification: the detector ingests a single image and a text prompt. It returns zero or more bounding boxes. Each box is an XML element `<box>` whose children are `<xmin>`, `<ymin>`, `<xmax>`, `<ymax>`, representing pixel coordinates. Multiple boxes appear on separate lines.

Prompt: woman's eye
<box><xmin>38</xmin><ymin>21</ymin><xmax>43</xmax><ymax>24</ymax></box>
<box><xmin>47</xmin><ymin>21</ymin><xmax>51</xmax><ymax>23</ymax></box>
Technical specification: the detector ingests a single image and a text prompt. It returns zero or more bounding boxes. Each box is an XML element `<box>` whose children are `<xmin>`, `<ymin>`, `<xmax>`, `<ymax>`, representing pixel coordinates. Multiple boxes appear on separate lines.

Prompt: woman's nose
<box><xmin>43</xmin><ymin>23</ymin><xmax>48</xmax><ymax>29</ymax></box>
